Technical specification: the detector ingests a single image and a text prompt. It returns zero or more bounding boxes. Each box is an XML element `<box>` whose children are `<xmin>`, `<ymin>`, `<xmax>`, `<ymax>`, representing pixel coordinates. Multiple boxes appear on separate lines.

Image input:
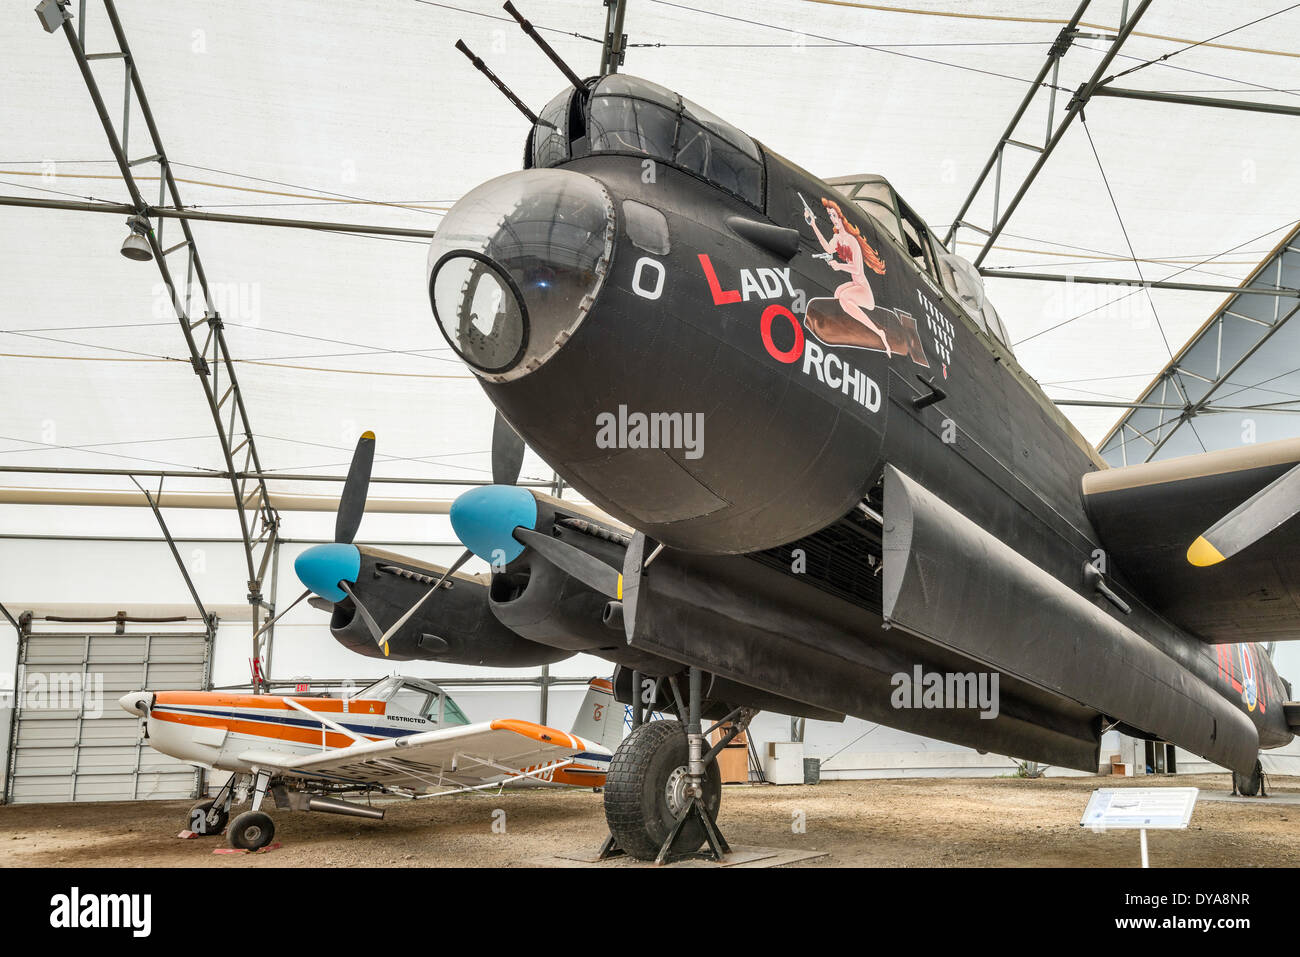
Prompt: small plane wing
<box><xmin>237</xmin><ymin>719</ymin><xmax>607</xmax><ymax>793</ymax></box>
<box><xmin>1082</xmin><ymin>437</ymin><xmax>1300</xmax><ymax>643</ymax></box>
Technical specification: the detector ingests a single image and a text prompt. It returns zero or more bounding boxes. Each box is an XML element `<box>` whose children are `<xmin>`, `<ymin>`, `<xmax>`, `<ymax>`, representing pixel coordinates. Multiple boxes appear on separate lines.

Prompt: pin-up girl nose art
<box><xmin>800</xmin><ymin>194</ymin><xmax>930</xmax><ymax>368</ymax></box>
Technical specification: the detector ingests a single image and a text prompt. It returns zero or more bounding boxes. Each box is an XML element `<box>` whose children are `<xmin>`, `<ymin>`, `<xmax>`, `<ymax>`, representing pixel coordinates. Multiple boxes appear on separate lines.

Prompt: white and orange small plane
<box><xmin>118</xmin><ymin>675</ymin><xmax>622</xmax><ymax>850</ymax></box>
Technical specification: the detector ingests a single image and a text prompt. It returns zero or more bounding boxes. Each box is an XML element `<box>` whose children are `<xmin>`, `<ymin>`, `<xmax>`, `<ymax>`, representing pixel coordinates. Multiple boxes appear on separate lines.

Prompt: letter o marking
<box><xmin>632</xmin><ymin>257</ymin><xmax>665</xmax><ymax>300</ymax></box>
<box><xmin>761</xmin><ymin>304</ymin><xmax>804</xmax><ymax>364</ymax></box>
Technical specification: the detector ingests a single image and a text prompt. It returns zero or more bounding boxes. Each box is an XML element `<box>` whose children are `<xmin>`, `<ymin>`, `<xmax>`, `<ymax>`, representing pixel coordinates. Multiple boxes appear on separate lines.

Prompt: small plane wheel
<box><xmin>188</xmin><ymin>798</ymin><xmax>228</xmax><ymax>836</ymax></box>
<box><xmin>603</xmin><ymin>720</ymin><xmax>721</xmax><ymax>861</ymax></box>
<box><xmin>1234</xmin><ymin>758</ymin><xmax>1264</xmax><ymax>796</ymax></box>
<box><xmin>228</xmin><ymin>810</ymin><xmax>275</xmax><ymax>851</ymax></box>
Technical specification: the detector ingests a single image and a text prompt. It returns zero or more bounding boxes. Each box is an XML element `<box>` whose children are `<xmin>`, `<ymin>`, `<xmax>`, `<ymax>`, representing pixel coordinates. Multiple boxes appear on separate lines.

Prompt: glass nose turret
<box><xmin>427</xmin><ymin>168</ymin><xmax>615</xmax><ymax>382</ymax></box>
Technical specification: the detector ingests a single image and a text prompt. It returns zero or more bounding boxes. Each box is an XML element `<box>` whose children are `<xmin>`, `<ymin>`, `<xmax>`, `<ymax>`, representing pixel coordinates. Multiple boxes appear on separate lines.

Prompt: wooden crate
<box><xmin>711</xmin><ymin>725</ymin><xmax>750</xmax><ymax>784</ymax></box>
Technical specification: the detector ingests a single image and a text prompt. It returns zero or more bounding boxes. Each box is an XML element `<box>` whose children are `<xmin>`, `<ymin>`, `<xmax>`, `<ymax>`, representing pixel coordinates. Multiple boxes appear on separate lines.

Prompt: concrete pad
<box><xmin>1198</xmin><ymin>790</ymin><xmax>1300</xmax><ymax>806</ymax></box>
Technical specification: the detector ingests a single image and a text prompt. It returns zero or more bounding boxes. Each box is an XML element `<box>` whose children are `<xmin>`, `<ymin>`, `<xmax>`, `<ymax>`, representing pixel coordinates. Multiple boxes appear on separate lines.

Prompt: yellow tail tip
<box><xmin>361</xmin><ymin>431</ymin><xmax>376</xmax><ymax>441</ymax></box>
<box><xmin>382</xmin><ymin>641</ymin><xmax>390</xmax><ymax>657</ymax></box>
<box><xmin>1187</xmin><ymin>536</ymin><xmax>1226</xmax><ymax>567</ymax></box>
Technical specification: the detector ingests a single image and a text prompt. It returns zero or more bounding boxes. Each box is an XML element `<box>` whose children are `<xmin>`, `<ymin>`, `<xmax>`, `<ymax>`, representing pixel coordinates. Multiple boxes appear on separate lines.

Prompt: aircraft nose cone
<box><xmin>294</xmin><ymin>543</ymin><xmax>361</xmax><ymax>603</ymax></box>
<box><xmin>427</xmin><ymin>168</ymin><xmax>615</xmax><ymax>382</ymax></box>
<box><xmin>118</xmin><ymin>691</ymin><xmax>152</xmax><ymax>717</ymax></box>
<box><xmin>449</xmin><ymin>485</ymin><xmax>538</xmax><ymax>566</ymax></box>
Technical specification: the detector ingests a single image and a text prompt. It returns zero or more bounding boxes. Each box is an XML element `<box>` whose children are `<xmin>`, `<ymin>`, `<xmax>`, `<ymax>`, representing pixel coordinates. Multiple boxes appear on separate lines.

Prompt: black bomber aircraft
<box><xmin>292</xmin><ymin>5</ymin><xmax>1300</xmax><ymax>863</ymax></box>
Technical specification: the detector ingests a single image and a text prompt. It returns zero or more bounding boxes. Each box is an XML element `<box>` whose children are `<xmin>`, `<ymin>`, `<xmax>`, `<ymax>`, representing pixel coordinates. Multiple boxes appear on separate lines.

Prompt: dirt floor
<box><xmin>1</xmin><ymin>772</ymin><xmax>1297</xmax><ymax>867</ymax></box>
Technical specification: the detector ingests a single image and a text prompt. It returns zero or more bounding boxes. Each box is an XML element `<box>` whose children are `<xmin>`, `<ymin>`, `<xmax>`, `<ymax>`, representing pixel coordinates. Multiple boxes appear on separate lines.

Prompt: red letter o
<box><xmin>761</xmin><ymin>304</ymin><xmax>804</xmax><ymax>364</ymax></box>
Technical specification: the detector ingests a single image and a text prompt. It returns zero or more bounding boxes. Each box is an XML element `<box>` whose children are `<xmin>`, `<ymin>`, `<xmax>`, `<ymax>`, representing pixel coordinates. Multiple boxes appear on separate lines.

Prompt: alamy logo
<box><xmin>1</xmin><ymin>672</ymin><xmax>103</xmax><ymax>718</ymax></box>
<box><xmin>49</xmin><ymin>887</ymin><xmax>151</xmax><ymax>937</ymax></box>
<box><xmin>891</xmin><ymin>665</ymin><xmax>999</xmax><ymax>719</ymax></box>
<box><xmin>595</xmin><ymin>404</ymin><xmax>704</xmax><ymax>460</ymax></box>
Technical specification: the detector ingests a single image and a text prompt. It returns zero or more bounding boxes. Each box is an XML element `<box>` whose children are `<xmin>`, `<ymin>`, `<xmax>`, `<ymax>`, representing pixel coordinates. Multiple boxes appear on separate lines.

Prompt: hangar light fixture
<box><xmin>120</xmin><ymin>214</ymin><xmax>153</xmax><ymax>262</ymax></box>
<box><xmin>34</xmin><ymin>0</ymin><xmax>70</xmax><ymax>34</ymax></box>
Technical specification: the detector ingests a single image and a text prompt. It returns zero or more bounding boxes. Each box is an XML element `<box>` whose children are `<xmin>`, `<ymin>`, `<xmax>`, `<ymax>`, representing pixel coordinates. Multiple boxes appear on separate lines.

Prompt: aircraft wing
<box><xmin>236</xmin><ymin>719</ymin><xmax>608</xmax><ymax>793</ymax></box>
<box><xmin>1083</xmin><ymin>437</ymin><xmax>1300</xmax><ymax>643</ymax></box>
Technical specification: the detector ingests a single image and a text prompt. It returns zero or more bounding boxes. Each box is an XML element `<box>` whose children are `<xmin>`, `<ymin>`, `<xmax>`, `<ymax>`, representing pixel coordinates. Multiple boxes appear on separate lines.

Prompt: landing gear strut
<box><xmin>188</xmin><ymin>773</ymin><xmax>237</xmax><ymax>836</ymax></box>
<box><xmin>602</xmin><ymin>667</ymin><xmax>755</xmax><ymax>863</ymax></box>
<box><xmin>227</xmin><ymin>768</ymin><xmax>276</xmax><ymax>851</ymax></box>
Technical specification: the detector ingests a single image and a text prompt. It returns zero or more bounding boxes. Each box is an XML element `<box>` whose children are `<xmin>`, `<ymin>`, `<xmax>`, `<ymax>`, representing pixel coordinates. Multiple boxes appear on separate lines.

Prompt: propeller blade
<box><xmin>1189</xmin><ymin>461</ymin><xmax>1300</xmax><ymax>566</ymax></box>
<box><xmin>251</xmin><ymin>587</ymin><xmax>312</xmax><ymax>641</ymax></box>
<box><xmin>375</xmin><ymin>548</ymin><xmax>474</xmax><ymax>654</ymax></box>
<box><xmin>491</xmin><ymin>411</ymin><xmax>525</xmax><ymax>486</ymax></box>
<box><xmin>513</xmin><ymin>526</ymin><xmax>621</xmax><ymax>598</ymax></box>
<box><xmin>336</xmin><ymin>431</ymin><xmax>376</xmax><ymax>544</ymax></box>
<box><xmin>338</xmin><ymin>580</ymin><xmax>386</xmax><ymax>646</ymax></box>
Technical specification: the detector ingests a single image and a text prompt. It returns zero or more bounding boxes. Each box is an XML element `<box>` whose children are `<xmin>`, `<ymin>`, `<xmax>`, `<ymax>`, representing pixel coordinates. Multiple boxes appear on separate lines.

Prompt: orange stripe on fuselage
<box><xmin>153</xmin><ymin>690</ymin><xmax>386</xmax><ymax>715</ymax></box>
<box><xmin>151</xmin><ymin>707</ymin><xmax>379</xmax><ymax>749</ymax></box>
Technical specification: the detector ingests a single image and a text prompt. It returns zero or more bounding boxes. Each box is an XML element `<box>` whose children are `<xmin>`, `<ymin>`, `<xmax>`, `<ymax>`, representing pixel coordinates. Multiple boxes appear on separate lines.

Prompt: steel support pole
<box><xmin>942</xmin><ymin>0</ymin><xmax>1094</xmax><ymax>249</ymax></box>
<box><xmin>131</xmin><ymin>478</ymin><xmax>210</xmax><ymax>624</ymax></box>
<box><xmin>970</xmin><ymin>0</ymin><xmax>1154</xmax><ymax>268</ymax></box>
<box><xmin>600</xmin><ymin>0</ymin><xmax>628</xmax><ymax>75</ymax></box>
<box><xmin>1091</xmin><ymin>86</ymin><xmax>1300</xmax><ymax>119</ymax></box>
<box><xmin>0</xmin><ymin>463</ymin><xmax>549</xmax><ymax>487</ymax></box>
<box><xmin>979</xmin><ymin>270</ymin><xmax>1300</xmax><ymax>298</ymax></box>
<box><xmin>0</xmin><ymin>194</ymin><xmax>437</xmax><ymax>238</ymax></box>
<box><xmin>52</xmin><ymin>1</ymin><xmax>282</xmax><ymax>678</ymax></box>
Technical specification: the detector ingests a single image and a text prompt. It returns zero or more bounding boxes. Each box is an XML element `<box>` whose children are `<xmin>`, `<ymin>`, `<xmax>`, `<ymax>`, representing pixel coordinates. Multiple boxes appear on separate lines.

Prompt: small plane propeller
<box><xmin>1188</xmin><ymin>461</ymin><xmax>1300</xmax><ymax>566</ymax></box>
<box><xmin>492</xmin><ymin>410</ymin><xmax>525</xmax><ymax>486</ymax></box>
<box><xmin>336</xmin><ymin>431</ymin><xmax>376</xmax><ymax>545</ymax></box>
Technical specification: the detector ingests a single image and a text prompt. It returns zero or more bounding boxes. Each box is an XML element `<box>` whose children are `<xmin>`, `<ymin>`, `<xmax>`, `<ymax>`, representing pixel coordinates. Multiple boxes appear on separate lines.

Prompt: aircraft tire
<box><xmin>188</xmin><ymin>798</ymin><xmax>228</xmax><ymax>836</ymax></box>
<box><xmin>228</xmin><ymin>810</ymin><xmax>275</xmax><ymax>851</ymax></box>
<box><xmin>603</xmin><ymin>720</ymin><xmax>721</xmax><ymax>861</ymax></box>
<box><xmin>1234</xmin><ymin>758</ymin><xmax>1263</xmax><ymax>796</ymax></box>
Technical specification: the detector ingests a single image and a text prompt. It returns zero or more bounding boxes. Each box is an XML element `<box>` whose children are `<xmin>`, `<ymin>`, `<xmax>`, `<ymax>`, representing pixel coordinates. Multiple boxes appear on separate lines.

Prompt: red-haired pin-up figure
<box><xmin>805</xmin><ymin>196</ymin><xmax>891</xmax><ymax>357</ymax></box>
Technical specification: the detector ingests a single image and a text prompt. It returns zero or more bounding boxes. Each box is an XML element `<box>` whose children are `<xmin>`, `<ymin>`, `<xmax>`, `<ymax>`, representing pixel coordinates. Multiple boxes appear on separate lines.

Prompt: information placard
<box><xmin>1080</xmin><ymin>787</ymin><xmax>1199</xmax><ymax>830</ymax></box>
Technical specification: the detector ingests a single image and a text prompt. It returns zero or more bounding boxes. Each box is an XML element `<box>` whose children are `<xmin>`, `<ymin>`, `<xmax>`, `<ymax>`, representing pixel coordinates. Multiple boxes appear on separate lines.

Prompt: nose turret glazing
<box><xmin>427</xmin><ymin>169</ymin><xmax>615</xmax><ymax>382</ymax></box>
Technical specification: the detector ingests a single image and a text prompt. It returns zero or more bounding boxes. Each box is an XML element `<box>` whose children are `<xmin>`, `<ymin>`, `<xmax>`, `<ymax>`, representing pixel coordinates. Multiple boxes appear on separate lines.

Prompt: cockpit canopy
<box><xmin>827</xmin><ymin>174</ymin><xmax>1013</xmax><ymax>354</ymax></box>
<box><xmin>350</xmin><ymin>675</ymin><xmax>470</xmax><ymax>726</ymax></box>
<box><xmin>528</xmin><ymin>75</ymin><xmax>765</xmax><ymax>209</ymax></box>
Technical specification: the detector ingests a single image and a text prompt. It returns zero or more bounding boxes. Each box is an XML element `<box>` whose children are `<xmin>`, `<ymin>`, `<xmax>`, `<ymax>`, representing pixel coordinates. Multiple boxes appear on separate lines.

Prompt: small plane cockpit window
<box><xmin>390</xmin><ymin>686</ymin><xmax>432</xmax><ymax>717</ymax></box>
<box><xmin>352</xmin><ymin>675</ymin><xmax>399</xmax><ymax>701</ymax></box>
<box><xmin>580</xmin><ymin>75</ymin><xmax>764</xmax><ymax>208</ymax></box>
<box><xmin>440</xmin><ymin>696</ymin><xmax>470</xmax><ymax>726</ymax></box>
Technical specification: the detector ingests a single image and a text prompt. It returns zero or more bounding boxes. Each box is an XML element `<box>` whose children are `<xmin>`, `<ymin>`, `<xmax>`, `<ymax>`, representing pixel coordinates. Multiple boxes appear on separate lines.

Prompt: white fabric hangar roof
<box><xmin>3</xmin><ymin>0</ymin><xmax>1300</xmax><ymax>510</ymax></box>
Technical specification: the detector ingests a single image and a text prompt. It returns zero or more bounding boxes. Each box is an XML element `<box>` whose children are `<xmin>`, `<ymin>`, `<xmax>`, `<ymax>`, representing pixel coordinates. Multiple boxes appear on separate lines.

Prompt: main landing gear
<box><xmin>186</xmin><ymin>768</ymin><xmax>277</xmax><ymax>851</ymax></box>
<box><xmin>602</xmin><ymin>667</ymin><xmax>756</xmax><ymax>864</ymax></box>
<box><xmin>184</xmin><ymin>769</ymin><xmax>385</xmax><ymax>850</ymax></box>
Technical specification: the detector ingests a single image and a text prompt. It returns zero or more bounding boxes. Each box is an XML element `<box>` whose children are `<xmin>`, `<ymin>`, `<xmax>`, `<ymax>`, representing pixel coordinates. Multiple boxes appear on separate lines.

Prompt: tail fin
<box><xmin>569</xmin><ymin>677</ymin><xmax>624</xmax><ymax>752</ymax></box>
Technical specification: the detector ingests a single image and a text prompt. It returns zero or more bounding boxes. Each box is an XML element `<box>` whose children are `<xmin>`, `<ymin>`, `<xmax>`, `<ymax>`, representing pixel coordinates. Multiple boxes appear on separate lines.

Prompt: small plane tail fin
<box><xmin>569</xmin><ymin>677</ymin><xmax>624</xmax><ymax>752</ymax></box>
